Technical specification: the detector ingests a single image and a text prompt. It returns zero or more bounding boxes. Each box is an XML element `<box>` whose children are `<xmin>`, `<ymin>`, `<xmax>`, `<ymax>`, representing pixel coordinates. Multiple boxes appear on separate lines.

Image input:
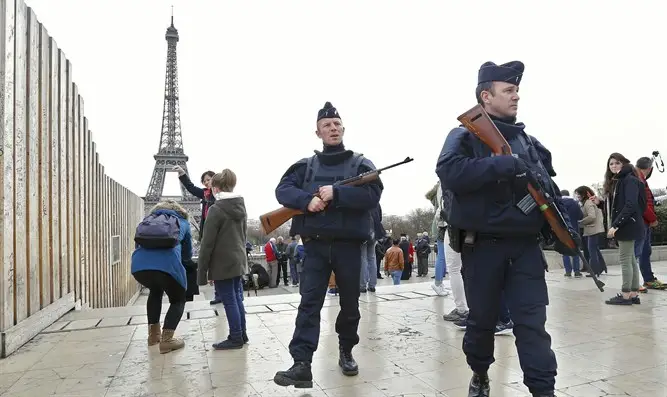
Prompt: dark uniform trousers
<box><xmin>289</xmin><ymin>239</ymin><xmax>362</xmax><ymax>362</ymax></box>
<box><xmin>461</xmin><ymin>235</ymin><xmax>557</xmax><ymax>393</ymax></box>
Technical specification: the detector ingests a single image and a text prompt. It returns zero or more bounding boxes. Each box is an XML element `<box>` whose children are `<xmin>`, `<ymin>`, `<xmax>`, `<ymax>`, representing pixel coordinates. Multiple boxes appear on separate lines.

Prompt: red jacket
<box><xmin>638</xmin><ymin>173</ymin><xmax>657</xmax><ymax>224</ymax></box>
<box><xmin>264</xmin><ymin>242</ymin><xmax>277</xmax><ymax>262</ymax></box>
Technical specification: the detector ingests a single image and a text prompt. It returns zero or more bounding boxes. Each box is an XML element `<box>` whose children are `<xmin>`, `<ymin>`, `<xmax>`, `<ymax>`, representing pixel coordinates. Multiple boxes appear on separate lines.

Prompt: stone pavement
<box><xmin>1</xmin><ymin>263</ymin><xmax>667</xmax><ymax>397</ymax></box>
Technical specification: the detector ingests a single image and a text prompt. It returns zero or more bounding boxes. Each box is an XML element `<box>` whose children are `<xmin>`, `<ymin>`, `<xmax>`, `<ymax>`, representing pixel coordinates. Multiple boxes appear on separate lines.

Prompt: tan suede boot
<box><xmin>159</xmin><ymin>329</ymin><xmax>185</xmax><ymax>354</ymax></box>
<box><xmin>148</xmin><ymin>324</ymin><xmax>161</xmax><ymax>346</ymax></box>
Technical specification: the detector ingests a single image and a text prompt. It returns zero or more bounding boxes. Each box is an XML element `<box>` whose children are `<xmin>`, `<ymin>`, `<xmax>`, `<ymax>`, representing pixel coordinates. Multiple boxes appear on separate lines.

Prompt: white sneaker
<box><xmin>431</xmin><ymin>283</ymin><xmax>450</xmax><ymax>296</ymax></box>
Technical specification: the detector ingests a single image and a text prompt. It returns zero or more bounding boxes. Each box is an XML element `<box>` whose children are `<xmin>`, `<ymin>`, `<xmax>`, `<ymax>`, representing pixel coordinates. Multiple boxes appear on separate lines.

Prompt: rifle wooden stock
<box><xmin>457</xmin><ymin>104</ymin><xmax>604</xmax><ymax>291</ymax></box>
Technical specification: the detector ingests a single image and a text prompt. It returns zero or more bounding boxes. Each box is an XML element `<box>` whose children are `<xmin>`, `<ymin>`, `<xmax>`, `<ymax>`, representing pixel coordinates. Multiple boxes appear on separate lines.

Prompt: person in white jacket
<box><xmin>427</xmin><ymin>181</ymin><xmax>468</xmax><ymax>321</ymax></box>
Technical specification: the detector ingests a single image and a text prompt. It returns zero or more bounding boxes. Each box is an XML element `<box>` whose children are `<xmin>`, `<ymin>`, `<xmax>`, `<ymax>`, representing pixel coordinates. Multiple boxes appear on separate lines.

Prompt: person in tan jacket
<box><xmin>575</xmin><ymin>186</ymin><xmax>606</xmax><ymax>276</ymax></box>
<box><xmin>384</xmin><ymin>239</ymin><xmax>405</xmax><ymax>285</ymax></box>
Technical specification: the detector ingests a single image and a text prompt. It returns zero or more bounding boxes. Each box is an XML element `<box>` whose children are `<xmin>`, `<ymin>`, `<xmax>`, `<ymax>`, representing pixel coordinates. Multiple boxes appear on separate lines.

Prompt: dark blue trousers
<box><xmin>498</xmin><ymin>293</ymin><xmax>511</xmax><ymax>324</ymax></box>
<box><xmin>461</xmin><ymin>236</ymin><xmax>557</xmax><ymax>393</ymax></box>
<box><xmin>214</xmin><ymin>277</ymin><xmax>246</xmax><ymax>338</ymax></box>
<box><xmin>289</xmin><ymin>239</ymin><xmax>362</xmax><ymax>362</ymax></box>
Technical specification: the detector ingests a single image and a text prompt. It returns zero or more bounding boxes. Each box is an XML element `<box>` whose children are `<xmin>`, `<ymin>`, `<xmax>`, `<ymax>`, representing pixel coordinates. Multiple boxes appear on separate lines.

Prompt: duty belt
<box><xmin>303</xmin><ymin>235</ymin><xmax>363</xmax><ymax>243</ymax></box>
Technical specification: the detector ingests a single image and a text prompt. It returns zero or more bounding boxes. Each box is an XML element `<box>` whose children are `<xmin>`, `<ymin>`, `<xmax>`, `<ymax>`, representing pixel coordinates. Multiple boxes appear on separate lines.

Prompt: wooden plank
<box><xmin>70</xmin><ymin>83</ymin><xmax>78</xmax><ymax>302</ymax></box>
<box><xmin>58</xmin><ymin>50</ymin><xmax>66</xmax><ymax>295</ymax></box>
<box><xmin>25</xmin><ymin>7</ymin><xmax>39</xmax><ymax>316</ymax></box>
<box><xmin>48</xmin><ymin>38</ymin><xmax>59</xmax><ymax>301</ymax></box>
<box><xmin>85</xmin><ymin>129</ymin><xmax>91</xmax><ymax>306</ymax></box>
<box><xmin>38</xmin><ymin>23</ymin><xmax>50</xmax><ymax>308</ymax></box>
<box><xmin>80</xmin><ymin>117</ymin><xmax>87</xmax><ymax>307</ymax></box>
<box><xmin>13</xmin><ymin>0</ymin><xmax>28</xmax><ymax>324</ymax></box>
<box><xmin>94</xmin><ymin>153</ymin><xmax>100</xmax><ymax>307</ymax></box>
<box><xmin>104</xmin><ymin>175</ymin><xmax>110</xmax><ymax>307</ymax></box>
<box><xmin>124</xmin><ymin>189</ymin><xmax>128</xmax><ymax>302</ymax></box>
<box><xmin>1</xmin><ymin>292</ymin><xmax>74</xmax><ymax>358</ymax></box>
<box><xmin>113</xmin><ymin>182</ymin><xmax>117</xmax><ymax>305</ymax></box>
<box><xmin>65</xmin><ymin>60</ymin><xmax>73</xmax><ymax>295</ymax></box>
<box><xmin>0</xmin><ymin>0</ymin><xmax>16</xmax><ymax>332</ymax></box>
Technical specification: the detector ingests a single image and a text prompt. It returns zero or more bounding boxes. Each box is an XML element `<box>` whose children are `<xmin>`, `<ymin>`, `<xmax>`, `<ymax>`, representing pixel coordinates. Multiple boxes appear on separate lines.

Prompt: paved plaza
<box><xmin>1</xmin><ymin>263</ymin><xmax>667</xmax><ymax>397</ymax></box>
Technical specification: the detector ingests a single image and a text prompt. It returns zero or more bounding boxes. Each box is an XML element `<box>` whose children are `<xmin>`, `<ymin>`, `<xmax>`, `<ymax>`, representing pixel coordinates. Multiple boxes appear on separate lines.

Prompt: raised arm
<box><xmin>436</xmin><ymin>128</ymin><xmax>518</xmax><ymax>194</ymax></box>
<box><xmin>178</xmin><ymin>173</ymin><xmax>205</xmax><ymax>200</ymax></box>
<box><xmin>579</xmin><ymin>201</ymin><xmax>597</xmax><ymax>226</ymax></box>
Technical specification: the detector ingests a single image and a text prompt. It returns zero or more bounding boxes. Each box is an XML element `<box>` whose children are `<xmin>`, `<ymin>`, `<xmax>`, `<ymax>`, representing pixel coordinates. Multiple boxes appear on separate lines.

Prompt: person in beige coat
<box><xmin>575</xmin><ymin>186</ymin><xmax>606</xmax><ymax>277</ymax></box>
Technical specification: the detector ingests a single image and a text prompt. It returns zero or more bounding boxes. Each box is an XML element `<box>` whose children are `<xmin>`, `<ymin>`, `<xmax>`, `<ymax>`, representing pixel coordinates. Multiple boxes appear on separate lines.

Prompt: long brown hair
<box><xmin>603</xmin><ymin>152</ymin><xmax>631</xmax><ymax>195</ymax></box>
<box><xmin>574</xmin><ymin>186</ymin><xmax>595</xmax><ymax>203</ymax></box>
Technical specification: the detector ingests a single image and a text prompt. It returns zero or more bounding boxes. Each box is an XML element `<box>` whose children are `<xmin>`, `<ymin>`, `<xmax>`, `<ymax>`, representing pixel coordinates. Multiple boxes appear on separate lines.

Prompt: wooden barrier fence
<box><xmin>0</xmin><ymin>0</ymin><xmax>144</xmax><ymax>357</ymax></box>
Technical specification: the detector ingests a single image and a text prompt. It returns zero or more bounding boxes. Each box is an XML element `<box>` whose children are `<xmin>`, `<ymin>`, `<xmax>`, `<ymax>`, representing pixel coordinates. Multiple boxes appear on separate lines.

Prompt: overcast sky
<box><xmin>26</xmin><ymin>0</ymin><xmax>667</xmax><ymax>218</ymax></box>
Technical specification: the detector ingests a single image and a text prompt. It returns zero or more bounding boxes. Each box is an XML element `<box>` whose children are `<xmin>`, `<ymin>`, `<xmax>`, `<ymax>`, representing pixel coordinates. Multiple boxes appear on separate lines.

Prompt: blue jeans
<box><xmin>634</xmin><ymin>223</ymin><xmax>655</xmax><ymax>283</ymax></box>
<box><xmin>214</xmin><ymin>277</ymin><xmax>246</xmax><ymax>337</ymax></box>
<box><xmin>587</xmin><ymin>234</ymin><xmax>604</xmax><ymax>275</ymax></box>
<box><xmin>434</xmin><ymin>239</ymin><xmax>446</xmax><ymax>284</ymax></box>
<box><xmin>391</xmin><ymin>270</ymin><xmax>402</xmax><ymax>285</ymax></box>
<box><xmin>562</xmin><ymin>255</ymin><xmax>580</xmax><ymax>273</ymax></box>
<box><xmin>289</xmin><ymin>260</ymin><xmax>300</xmax><ymax>285</ymax></box>
<box><xmin>360</xmin><ymin>240</ymin><xmax>377</xmax><ymax>289</ymax></box>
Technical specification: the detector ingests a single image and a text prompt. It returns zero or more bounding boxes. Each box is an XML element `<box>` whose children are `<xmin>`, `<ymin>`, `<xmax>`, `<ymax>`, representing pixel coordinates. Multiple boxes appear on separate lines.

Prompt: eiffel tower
<box><xmin>143</xmin><ymin>12</ymin><xmax>201</xmax><ymax>235</ymax></box>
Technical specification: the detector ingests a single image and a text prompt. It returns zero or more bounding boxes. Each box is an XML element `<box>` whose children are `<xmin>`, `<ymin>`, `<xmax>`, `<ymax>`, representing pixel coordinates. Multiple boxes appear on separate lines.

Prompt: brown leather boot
<box><xmin>159</xmin><ymin>329</ymin><xmax>185</xmax><ymax>354</ymax></box>
<box><xmin>148</xmin><ymin>324</ymin><xmax>161</xmax><ymax>346</ymax></box>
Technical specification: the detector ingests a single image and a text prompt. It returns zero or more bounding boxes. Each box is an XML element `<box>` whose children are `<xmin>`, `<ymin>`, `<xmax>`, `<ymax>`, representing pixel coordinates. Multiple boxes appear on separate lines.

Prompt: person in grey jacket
<box><xmin>198</xmin><ymin>169</ymin><xmax>249</xmax><ymax>350</ymax></box>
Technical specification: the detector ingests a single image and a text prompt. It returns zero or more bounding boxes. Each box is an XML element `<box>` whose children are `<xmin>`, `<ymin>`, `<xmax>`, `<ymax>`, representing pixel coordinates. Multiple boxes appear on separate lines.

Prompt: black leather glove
<box><xmin>512</xmin><ymin>159</ymin><xmax>541</xmax><ymax>192</ymax></box>
<box><xmin>553</xmin><ymin>228</ymin><xmax>582</xmax><ymax>257</ymax></box>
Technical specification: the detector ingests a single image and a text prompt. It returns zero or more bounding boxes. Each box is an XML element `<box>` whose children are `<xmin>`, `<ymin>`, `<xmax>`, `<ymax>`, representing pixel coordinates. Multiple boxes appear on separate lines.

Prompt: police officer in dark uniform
<box><xmin>437</xmin><ymin>61</ymin><xmax>575</xmax><ymax>397</ymax></box>
<box><xmin>272</xmin><ymin>102</ymin><xmax>383</xmax><ymax>389</ymax></box>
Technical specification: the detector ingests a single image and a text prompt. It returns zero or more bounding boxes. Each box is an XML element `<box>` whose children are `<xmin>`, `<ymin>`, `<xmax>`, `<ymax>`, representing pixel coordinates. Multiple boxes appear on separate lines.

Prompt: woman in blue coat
<box><xmin>131</xmin><ymin>200</ymin><xmax>193</xmax><ymax>353</ymax></box>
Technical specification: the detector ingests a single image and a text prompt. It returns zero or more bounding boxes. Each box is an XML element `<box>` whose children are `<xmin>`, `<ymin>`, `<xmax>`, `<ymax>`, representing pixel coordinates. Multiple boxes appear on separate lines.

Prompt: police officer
<box><xmin>272</xmin><ymin>102</ymin><xmax>383</xmax><ymax>388</ymax></box>
<box><xmin>437</xmin><ymin>61</ymin><xmax>575</xmax><ymax>397</ymax></box>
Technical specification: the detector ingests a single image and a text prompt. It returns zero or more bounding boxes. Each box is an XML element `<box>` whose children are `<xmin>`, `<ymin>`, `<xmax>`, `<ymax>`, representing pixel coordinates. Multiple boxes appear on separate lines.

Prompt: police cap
<box><xmin>478</xmin><ymin>61</ymin><xmax>524</xmax><ymax>86</ymax></box>
<box><xmin>317</xmin><ymin>102</ymin><xmax>341</xmax><ymax>122</ymax></box>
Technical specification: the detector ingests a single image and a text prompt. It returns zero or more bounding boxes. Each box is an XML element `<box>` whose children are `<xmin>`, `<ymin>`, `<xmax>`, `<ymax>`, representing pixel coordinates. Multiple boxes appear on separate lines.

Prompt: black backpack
<box><xmin>135</xmin><ymin>212</ymin><xmax>181</xmax><ymax>249</ymax></box>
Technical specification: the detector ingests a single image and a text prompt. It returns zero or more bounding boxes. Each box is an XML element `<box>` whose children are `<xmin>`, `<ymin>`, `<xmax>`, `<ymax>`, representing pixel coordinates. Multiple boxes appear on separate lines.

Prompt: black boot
<box><xmin>273</xmin><ymin>362</ymin><xmax>313</xmax><ymax>388</ymax></box>
<box><xmin>532</xmin><ymin>393</ymin><xmax>555</xmax><ymax>397</ymax></box>
<box><xmin>468</xmin><ymin>372</ymin><xmax>490</xmax><ymax>397</ymax></box>
<box><xmin>338</xmin><ymin>346</ymin><xmax>359</xmax><ymax>376</ymax></box>
<box><xmin>242</xmin><ymin>330</ymin><xmax>249</xmax><ymax>344</ymax></box>
<box><xmin>212</xmin><ymin>334</ymin><xmax>244</xmax><ymax>350</ymax></box>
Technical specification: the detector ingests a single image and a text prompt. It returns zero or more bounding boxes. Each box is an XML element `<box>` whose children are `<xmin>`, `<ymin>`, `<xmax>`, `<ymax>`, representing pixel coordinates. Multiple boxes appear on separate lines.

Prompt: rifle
<box><xmin>259</xmin><ymin>156</ymin><xmax>414</xmax><ymax>234</ymax></box>
<box><xmin>457</xmin><ymin>104</ymin><xmax>605</xmax><ymax>292</ymax></box>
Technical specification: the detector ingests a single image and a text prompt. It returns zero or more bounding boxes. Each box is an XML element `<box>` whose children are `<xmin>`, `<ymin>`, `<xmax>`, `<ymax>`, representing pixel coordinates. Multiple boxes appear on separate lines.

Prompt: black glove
<box><xmin>513</xmin><ymin>158</ymin><xmax>540</xmax><ymax>191</ymax></box>
<box><xmin>553</xmin><ymin>228</ymin><xmax>582</xmax><ymax>257</ymax></box>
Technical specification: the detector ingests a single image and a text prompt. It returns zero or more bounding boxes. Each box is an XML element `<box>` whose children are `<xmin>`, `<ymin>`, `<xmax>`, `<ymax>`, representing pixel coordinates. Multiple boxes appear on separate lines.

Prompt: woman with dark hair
<box><xmin>173</xmin><ymin>166</ymin><xmax>220</xmax><ymax>303</ymax></box>
<box><xmin>173</xmin><ymin>166</ymin><xmax>216</xmax><ymax>237</ymax></box>
<box><xmin>574</xmin><ymin>185</ymin><xmax>606</xmax><ymax>277</ymax></box>
<box><xmin>602</xmin><ymin>153</ymin><xmax>646</xmax><ymax>305</ymax></box>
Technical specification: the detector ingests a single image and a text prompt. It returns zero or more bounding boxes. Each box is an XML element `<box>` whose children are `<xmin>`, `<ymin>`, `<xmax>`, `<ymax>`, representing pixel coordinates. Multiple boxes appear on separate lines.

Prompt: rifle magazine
<box><xmin>517</xmin><ymin>194</ymin><xmax>537</xmax><ymax>215</ymax></box>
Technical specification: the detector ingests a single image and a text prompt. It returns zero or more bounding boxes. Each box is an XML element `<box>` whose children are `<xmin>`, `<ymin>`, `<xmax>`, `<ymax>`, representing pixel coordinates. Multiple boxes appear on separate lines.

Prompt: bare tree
<box><xmin>653</xmin><ymin>188</ymin><xmax>666</xmax><ymax>197</ymax></box>
<box><xmin>246</xmin><ymin>220</ymin><xmax>292</xmax><ymax>245</ymax></box>
<box><xmin>381</xmin><ymin>207</ymin><xmax>435</xmax><ymax>239</ymax></box>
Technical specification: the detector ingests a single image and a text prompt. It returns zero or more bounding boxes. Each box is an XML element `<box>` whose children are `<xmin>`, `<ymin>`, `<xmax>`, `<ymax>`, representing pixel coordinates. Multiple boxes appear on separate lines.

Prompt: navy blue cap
<box><xmin>317</xmin><ymin>102</ymin><xmax>341</xmax><ymax>121</ymax></box>
<box><xmin>478</xmin><ymin>61</ymin><xmax>524</xmax><ymax>86</ymax></box>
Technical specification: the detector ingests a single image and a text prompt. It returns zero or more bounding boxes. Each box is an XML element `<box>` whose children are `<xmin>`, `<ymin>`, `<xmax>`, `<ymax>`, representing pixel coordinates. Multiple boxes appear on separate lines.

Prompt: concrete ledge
<box><xmin>543</xmin><ymin>245</ymin><xmax>667</xmax><ymax>270</ymax></box>
<box><xmin>1</xmin><ymin>292</ymin><xmax>75</xmax><ymax>357</ymax></box>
